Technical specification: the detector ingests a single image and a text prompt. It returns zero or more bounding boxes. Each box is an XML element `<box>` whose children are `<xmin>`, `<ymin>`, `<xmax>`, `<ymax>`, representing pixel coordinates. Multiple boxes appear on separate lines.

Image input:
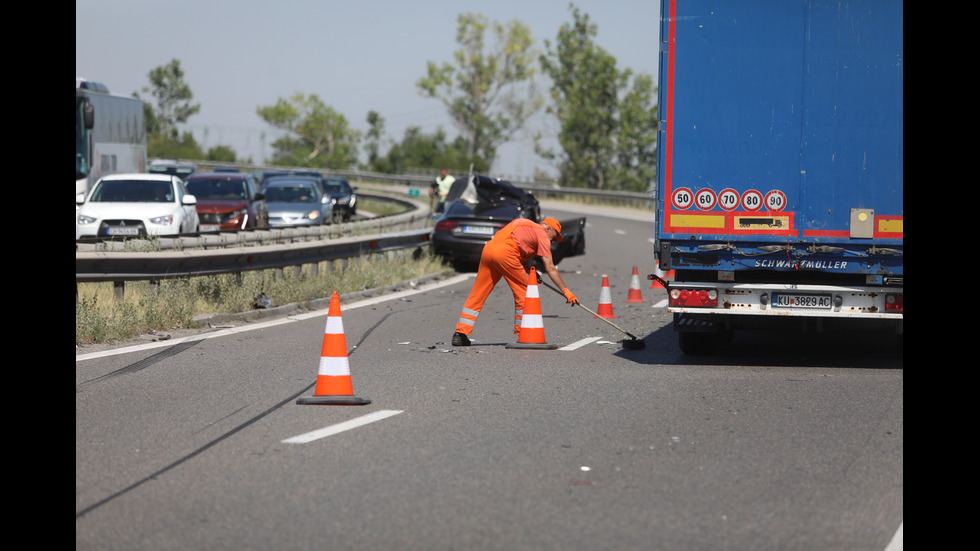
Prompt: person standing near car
<box><xmin>452</xmin><ymin>217</ymin><xmax>579</xmax><ymax>346</ymax></box>
<box><xmin>431</xmin><ymin>168</ymin><xmax>455</xmax><ymax>212</ymax></box>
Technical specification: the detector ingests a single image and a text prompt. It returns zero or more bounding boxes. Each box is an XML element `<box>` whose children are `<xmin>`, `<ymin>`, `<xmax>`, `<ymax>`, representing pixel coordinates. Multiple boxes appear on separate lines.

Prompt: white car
<box><xmin>76</xmin><ymin>173</ymin><xmax>200</xmax><ymax>239</ymax></box>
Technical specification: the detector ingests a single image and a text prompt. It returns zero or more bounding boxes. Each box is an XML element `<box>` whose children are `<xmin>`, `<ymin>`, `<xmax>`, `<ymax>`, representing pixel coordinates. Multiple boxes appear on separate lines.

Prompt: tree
<box><xmin>135</xmin><ymin>58</ymin><xmax>241</xmax><ymax>161</ymax></box>
<box><xmin>147</xmin><ymin>130</ymin><xmax>202</xmax><ymax>161</ymax></box>
<box><xmin>140</xmin><ymin>59</ymin><xmax>201</xmax><ymax>138</ymax></box>
<box><xmin>256</xmin><ymin>93</ymin><xmax>360</xmax><ymax>169</ymax></box>
<box><xmin>363</xmin><ymin>110</ymin><xmax>388</xmax><ymax>170</ymax></box>
<box><xmin>206</xmin><ymin>145</ymin><xmax>238</xmax><ymax>163</ymax></box>
<box><xmin>370</xmin><ymin>126</ymin><xmax>485</xmax><ymax>175</ymax></box>
<box><xmin>539</xmin><ymin>5</ymin><xmax>657</xmax><ymax>190</ymax></box>
<box><xmin>613</xmin><ymin>73</ymin><xmax>658</xmax><ymax>192</ymax></box>
<box><xmin>416</xmin><ymin>13</ymin><xmax>543</xmax><ymax>169</ymax></box>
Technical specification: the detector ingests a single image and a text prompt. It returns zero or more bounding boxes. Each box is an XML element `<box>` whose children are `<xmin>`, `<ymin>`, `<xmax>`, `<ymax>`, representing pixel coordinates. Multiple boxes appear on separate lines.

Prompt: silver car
<box><xmin>76</xmin><ymin>173</ymin><xmax>200</xmax><ymax>239</ymax></box>
<box><xmin>263</xmin><ymin>177</ymin><xmax>331</xmax><ymax>227</ymax></box>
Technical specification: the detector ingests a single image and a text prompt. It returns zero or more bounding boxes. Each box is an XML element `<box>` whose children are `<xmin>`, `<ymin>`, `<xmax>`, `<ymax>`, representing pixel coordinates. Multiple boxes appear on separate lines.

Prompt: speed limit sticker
<box><xmin>718</xmin><ymin>189</ymin><xmax>740</xmax><ymax>211</ymax></box>
<box><xmin>741</xmin><ymin>189</ymin><xmax>763</xmax><ymax>211</ymax></box>
<box><xmin>672</xmin><ymin>187</ymin><xmax>694</xmax><ymax>209</ymax></box>
<box><xmin>764</xmin><ymin>190</ymin><xmax>787</xmax><ymax>211</ymax></box>
<box><xmin>695</xmin><ymin>188</ymin><xmax>717</xmax><ymax>210</ymax></box>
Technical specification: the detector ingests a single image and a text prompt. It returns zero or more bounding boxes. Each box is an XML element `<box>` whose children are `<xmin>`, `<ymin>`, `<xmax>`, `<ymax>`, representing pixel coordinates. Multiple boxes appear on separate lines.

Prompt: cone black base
<box><xmin>297</xmin><ymin>395</ymin><xmax>371</xmax><ymax>405</ymax></box>
<box><xmin>506</xmin><ymin>342</ymin><xmax>558</xmax><ymax>350</ymax></box>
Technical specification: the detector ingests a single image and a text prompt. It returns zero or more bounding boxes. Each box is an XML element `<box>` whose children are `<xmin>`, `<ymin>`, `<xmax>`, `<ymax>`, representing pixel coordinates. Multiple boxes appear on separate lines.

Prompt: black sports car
<box><xmin>319</xmin><ymin>177</ymin><xmax>358</xmax><ymax>222</ymax></box>
<box><xmin>431</xmin><ymin>174</ymin><xmax>586</xmax><ymax>271</ymax></box>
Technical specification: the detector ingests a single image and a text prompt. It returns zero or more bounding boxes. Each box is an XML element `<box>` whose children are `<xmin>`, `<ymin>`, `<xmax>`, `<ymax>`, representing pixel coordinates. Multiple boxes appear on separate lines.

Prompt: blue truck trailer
<box><xmin>654</xmin><ymin>0</ymin><xmax>903</xmax><ymax>354</ymax></box>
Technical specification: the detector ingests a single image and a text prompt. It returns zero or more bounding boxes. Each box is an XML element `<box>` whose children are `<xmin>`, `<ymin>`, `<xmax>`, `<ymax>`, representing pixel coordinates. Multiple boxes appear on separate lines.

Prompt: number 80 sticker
<box><xmin>741</xmin><ymin>189</ymin><xmax>763</xmax><ymax>211</ymax></box>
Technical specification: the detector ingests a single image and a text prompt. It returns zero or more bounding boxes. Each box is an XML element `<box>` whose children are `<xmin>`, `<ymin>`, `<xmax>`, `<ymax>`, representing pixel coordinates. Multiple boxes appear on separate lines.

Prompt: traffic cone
<box><xmin>297</xmin><ymin>291</ymin><xmax>371</xmax><ymax>405</ymax></box>
<box><xmin>595</xmin><ymin>275</ymin><xmax>616</xmax><ymax>318</ymax></box>
<box><xmin>626</xmin><ymin>266</ymin><xmax>645</xmax><ymax>303</ymax></box>
<box><xmin>506</xmin><ymin>268</ymin><xmax>558</xmax><ymax>350</ymax></box>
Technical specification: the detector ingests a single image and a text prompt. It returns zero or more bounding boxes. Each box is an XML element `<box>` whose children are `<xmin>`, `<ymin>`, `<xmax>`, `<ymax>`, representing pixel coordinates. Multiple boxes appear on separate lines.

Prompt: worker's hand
<box><xmin>562</xmin><ymin>288</ymin><xmax>579</xmax><ymax>306</ymax></box>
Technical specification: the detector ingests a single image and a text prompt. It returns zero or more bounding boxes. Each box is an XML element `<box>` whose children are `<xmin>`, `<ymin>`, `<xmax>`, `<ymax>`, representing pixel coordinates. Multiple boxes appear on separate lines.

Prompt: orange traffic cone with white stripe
<box><xmin>297</xmin><ymin>291</ymin><xmax>371</xmax><ymax>405</ymax></box>
<box><xmin>595</xmin><ymin>275</ymin><xmax>616</xmax><ymax>318</ymax></box>
<box><xmin>626</xmin><ymin>266</ymin><xmax>645</xmax><ymax>303</ymax></box>
<box><xmin>507</xmin><ymin>268</ymin><xmax>558</xmax><ymax>350</ymax></box>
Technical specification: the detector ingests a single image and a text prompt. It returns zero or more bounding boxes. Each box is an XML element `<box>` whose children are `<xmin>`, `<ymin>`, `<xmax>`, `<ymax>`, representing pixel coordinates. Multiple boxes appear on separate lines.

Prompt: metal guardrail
<box><xmin>75</xmin><ymin>192</ymin><xmax>434</xmax><ymax>294</ymax></box>
<box><xmin>76</xmin><ymin>167</ymin><xmax>653</xmax><ymax>294</ymax></box>
<box><xmin>75</xmin><ymin>228</ymin><xmax>432</xmax><ymax>282</ymax></box>
<box><xmin>196</xmin><ymin>162</ymin><xmax>657</xmax><ymax>209</ymax></box>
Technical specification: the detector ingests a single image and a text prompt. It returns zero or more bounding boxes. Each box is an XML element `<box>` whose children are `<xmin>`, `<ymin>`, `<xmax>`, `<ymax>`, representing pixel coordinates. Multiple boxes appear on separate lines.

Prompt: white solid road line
<box><xmin>282</xmin><ymin>410</ymin><xmax>404</xmax><ymax>444</ymax></box>
<box><xmin>559</xmin><ymin>336</ymin><xmax>603</xmax><ymax>351</ymax></box>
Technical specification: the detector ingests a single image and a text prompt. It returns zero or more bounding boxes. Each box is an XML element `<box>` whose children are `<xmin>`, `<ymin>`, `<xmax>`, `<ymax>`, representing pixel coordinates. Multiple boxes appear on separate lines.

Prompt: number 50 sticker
<box><xmin>671</xmin><ymin>187</ymin><xmax>694</xmax><ymax>209</ymax></box>
<box><xmin>764</xmin><ymin>190</ymin><xmax>787</xmax><ymax>211</ymax></box>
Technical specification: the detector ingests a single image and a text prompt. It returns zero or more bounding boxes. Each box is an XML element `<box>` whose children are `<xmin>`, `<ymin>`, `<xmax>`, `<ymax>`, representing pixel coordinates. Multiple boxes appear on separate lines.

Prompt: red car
<box><xmin>184</xmin><ymin>173</ymin><xmax>270</xmax><ymax>232</ymax></box>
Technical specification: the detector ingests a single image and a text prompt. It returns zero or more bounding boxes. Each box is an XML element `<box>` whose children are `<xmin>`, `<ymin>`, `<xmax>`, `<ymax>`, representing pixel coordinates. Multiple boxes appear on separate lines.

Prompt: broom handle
<box><xmin>538</xmin><ymin>279</ymin><xmax>639</xmax><ymax>340</ymax></box>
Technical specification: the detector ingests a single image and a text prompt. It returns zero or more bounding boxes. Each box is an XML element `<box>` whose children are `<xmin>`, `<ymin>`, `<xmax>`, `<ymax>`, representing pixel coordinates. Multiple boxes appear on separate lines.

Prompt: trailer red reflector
<box><xmin>669</xmin><ymin>288</ymin><xmax>718</xmax><ymax>307</ymax></box>
<box><xmin>885</xmin><ymin>294</ymin><xmax>903</xmax><ymax>312</ymax></box>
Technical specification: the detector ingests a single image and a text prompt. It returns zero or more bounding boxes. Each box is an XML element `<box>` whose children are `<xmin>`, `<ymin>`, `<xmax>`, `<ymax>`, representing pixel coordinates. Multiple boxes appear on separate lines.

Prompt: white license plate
<box><xmin>772</xmin><ymin>294</ymin><xmax>832</xmax><ymax>309</ymax></box>
<box><xmin>201</xmin><ymin>224</ymin><xmax>220</xmax><ymax>233</ymax></box>
<box><xmin>107</xmin><ymin>227</ymin><xmax>140</xmax><ymax>236</ymax></box>
<box><xmin>462</xmin><ymin>225</ymin><xmax>494</xmax><ymax>235</ymax></box>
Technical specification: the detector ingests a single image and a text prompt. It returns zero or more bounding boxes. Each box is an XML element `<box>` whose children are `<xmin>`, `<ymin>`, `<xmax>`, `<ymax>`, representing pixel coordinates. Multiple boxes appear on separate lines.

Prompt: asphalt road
<box><xmin>76</xmin><ymin>203</ymin><xmax>903</xmax><ymax>551</ymax></box>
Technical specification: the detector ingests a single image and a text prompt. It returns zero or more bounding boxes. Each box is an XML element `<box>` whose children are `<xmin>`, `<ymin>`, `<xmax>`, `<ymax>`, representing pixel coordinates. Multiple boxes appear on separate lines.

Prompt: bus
<box><xmin>75</xmin><ymin>78</ymin><xmax>147</xmax><ymax>199</ymax></box>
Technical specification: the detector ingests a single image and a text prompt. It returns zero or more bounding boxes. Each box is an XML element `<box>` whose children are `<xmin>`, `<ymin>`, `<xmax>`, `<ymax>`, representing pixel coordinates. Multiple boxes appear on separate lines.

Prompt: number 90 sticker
<box><xmin>671</xmin><ymin>187</ymin><xmax>694</xmax><ymax>209</ymax></box>
<box><xmin>764</xmin><ymin>190</ymin><xmax>787</xmax><ymax>211</ymax></box>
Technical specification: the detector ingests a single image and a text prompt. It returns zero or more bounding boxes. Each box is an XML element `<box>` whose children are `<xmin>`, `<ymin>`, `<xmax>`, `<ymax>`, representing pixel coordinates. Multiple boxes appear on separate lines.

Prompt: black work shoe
<box><xmin>452</xmin><ymin>332</ymin><xmax>471</xmax><ymax>346</ymax></box>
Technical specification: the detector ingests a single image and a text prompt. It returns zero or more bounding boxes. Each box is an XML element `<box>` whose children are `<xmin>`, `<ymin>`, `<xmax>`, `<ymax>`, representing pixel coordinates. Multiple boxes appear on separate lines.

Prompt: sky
<box><xmin>76</xmin><ymin>0</ymin><xmax>661</xmax><ymax>179</ymax></box>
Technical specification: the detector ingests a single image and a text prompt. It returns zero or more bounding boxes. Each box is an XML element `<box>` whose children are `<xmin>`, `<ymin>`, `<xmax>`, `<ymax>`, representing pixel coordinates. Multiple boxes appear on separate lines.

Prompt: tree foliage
<box><xmin>256</xmin><ymin>93</ymin><xmax>360</xmax><ymax>169</ymax></box>
<box><xmin>539</xmin><ymin>5</ymin><xmax>657</xmax><ymax>191</ymax></box>
<box><xmin>368</xmin><ymin>126</ymin><xmax>486</xmax><ymax>175</ymax></box>
<box><xmin>137</xmin><ymin>58</ymin><xmax>239</xmax><ymax>161</ymax></box>
<box><xmin>416</xmin><ymin>13</ymin><xmax>543</xmax><ymax>169</ymax></box>
<box><xmin>140</xmin><ymin>59</ymin><xmax>201</xmax><ymax>137</ymax></box>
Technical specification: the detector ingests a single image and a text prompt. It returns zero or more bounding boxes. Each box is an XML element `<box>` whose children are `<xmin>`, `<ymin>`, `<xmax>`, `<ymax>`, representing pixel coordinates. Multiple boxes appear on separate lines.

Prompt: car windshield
<box><xmin>90</xmin><ymin>180</ymin><xmax>174</xmax><ymax>203</ymax></box>
<box><xmin>322</xmin><ymin>184</ymin><xmax>343</xmax><ymax>194</ymax></box>
<box><xmin>264</xmin><ymin>186</ymin><xmax>318</xmax><ymax>203</ymax></box>
<box><xmin>186</xmin><ymin>179</ymin><xmax>247</xmax><ymax>200</ymax></box>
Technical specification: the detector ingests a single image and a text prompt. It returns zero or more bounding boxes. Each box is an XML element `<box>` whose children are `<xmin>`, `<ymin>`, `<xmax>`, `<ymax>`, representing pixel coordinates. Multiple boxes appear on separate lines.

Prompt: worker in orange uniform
<box><xmin>452</xmin><ymin>217</ymin><xmax>579</xmax><ymax>346</ymax></box>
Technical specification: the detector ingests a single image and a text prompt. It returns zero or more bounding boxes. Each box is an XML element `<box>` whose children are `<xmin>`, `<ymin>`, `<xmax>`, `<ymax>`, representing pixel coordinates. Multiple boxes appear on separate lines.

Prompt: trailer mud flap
<box><xmin>674</xmin><ymin>314</ymin><xmax>724</xmax><ymax>333</ymax></box>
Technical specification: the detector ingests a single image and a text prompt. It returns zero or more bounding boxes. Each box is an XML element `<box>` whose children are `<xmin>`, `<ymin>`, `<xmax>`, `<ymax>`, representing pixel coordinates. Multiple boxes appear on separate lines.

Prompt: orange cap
<box><xmin>542</xmin><ymin>218</ymin><xmax>563</xmax><ymax>242</ymax></box>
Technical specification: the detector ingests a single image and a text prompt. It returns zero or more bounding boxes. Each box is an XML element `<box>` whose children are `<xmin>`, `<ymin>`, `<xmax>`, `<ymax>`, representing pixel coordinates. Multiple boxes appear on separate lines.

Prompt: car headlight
<box><xmin>305</xmin><ymin>210</ymin><xmax>321</xmax><ymax>221</ymax></box>
<box><xmin>149</xmin><ymin>214</ymin><xmax>175</xmax><ymax>226</ymax></box>
<box><xmin>77</xmin><ymin>214</ymin><xmax>97</xmax><ymax>226</ymax></box>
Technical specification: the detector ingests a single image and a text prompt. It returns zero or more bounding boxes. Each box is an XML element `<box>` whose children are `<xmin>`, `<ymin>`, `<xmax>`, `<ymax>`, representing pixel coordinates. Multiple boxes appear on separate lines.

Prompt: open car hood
<box><xmin>442</xmin><ymin>174</ymin><xmax>540</xmax><ymax>219</ymax></box>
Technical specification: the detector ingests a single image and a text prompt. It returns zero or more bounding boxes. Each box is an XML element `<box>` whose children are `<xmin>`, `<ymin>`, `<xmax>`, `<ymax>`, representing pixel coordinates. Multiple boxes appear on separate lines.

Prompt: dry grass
<box><xmin>75</xmin><ymin>249</ymin><xmax>450</xmax><ymax>346</ymax></box>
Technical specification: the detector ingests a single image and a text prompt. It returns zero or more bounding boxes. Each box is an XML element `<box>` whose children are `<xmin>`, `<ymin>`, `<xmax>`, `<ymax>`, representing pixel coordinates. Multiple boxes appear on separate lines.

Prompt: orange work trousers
<box><xmin>455</xmin><ymin>237</ymin><xmax>529</xmax><ymax>336</ymax></box>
